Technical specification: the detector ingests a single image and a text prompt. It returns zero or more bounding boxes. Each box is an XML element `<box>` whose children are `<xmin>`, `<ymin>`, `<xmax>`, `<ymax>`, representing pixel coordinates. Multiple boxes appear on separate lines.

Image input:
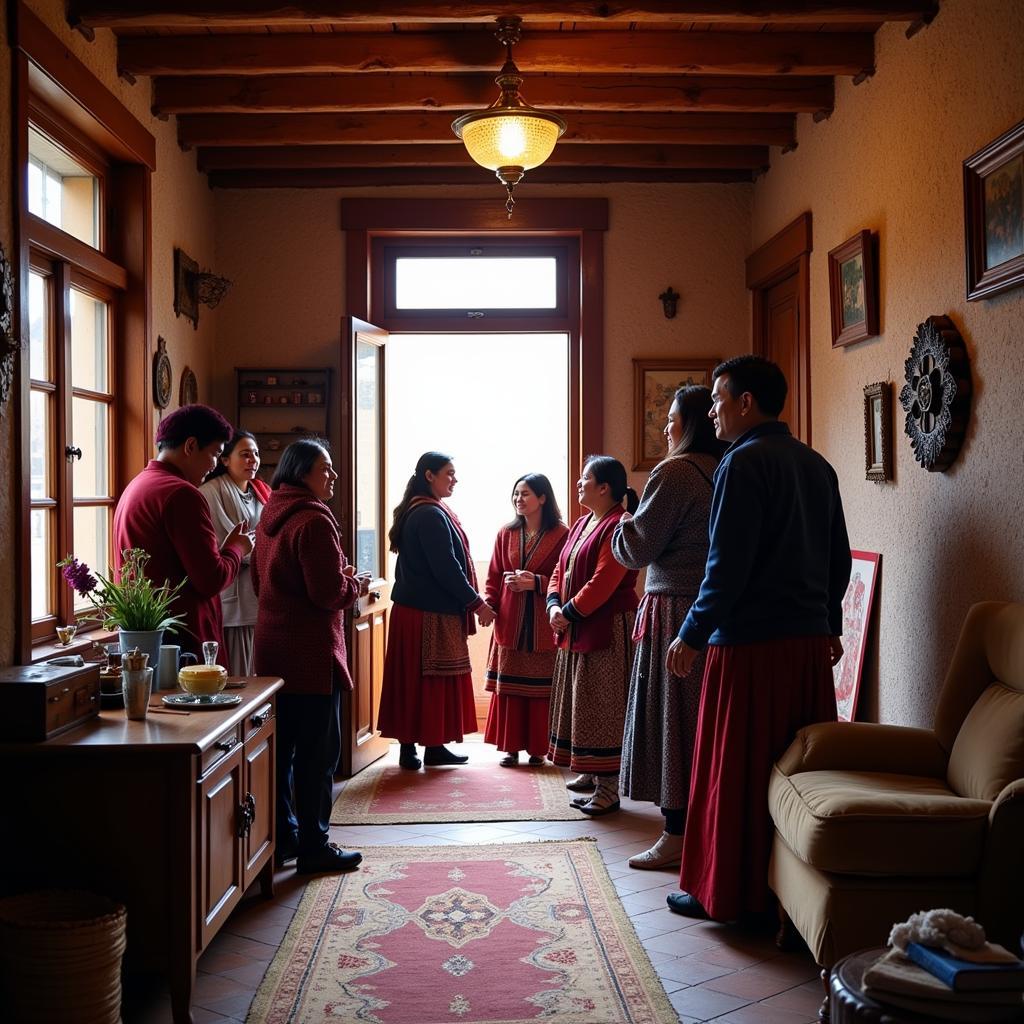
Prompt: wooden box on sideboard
<box><xmin>0</xmin><ymin>663</ymin><xmax>101</xmax><ymax>741</ymax></box>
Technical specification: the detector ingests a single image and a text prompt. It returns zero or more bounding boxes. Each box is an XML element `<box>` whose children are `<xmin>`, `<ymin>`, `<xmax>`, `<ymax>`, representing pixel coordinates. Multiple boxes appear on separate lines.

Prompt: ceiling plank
<box><xmin>153</xmin><ymin>73</ymin><xmax>835</xmax><ymax>115</ymax></box>
<box><xmin>196</xmin><ymin>142</ymin><xmax>769</xmax><ymax>170</ymax></box>
<box><xmin>72</xmin><ymin>2</ymin><xmax>934</xmax><ymax>29</ymax></box>
<box><xmin>177</xmin><ymin>111</ymin><xmax>795</xmax><ymax>147</ymax></box>
<box><xmin>118</xmin><ymin>30</ymin><xmax>874</xmax><ymax>77</ymax></box>
<box><xmin>207</xmin><ymin>166</ymin><xmax>757</xmax><ymax>188</ymax></box>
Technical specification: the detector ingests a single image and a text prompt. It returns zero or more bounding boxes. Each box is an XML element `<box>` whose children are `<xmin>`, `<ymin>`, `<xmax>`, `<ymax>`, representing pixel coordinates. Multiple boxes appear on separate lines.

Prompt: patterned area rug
<box><xmin>331</xmin><ymin>759</ymin><xmax>580</xmax><ymax>824</ymax></box>
<box><xmin>247</xmin><ymin>840</ymin><xmax>673</xmax><ymax>1024</ymax></box>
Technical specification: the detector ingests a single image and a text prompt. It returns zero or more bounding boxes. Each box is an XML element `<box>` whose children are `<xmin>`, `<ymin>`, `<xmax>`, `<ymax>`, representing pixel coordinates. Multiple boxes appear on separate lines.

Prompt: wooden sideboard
<box><xmin>0</xmin><ymin>676</ymin><xmax>283</xmax><ymax>1024</ymax></box>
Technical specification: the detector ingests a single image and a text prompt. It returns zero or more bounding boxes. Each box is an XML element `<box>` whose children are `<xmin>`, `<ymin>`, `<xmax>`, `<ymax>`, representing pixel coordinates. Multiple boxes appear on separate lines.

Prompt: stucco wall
<box><xmin>211</xmin><ymin>182</ymin><xmax>753</xmax><ymax>498</ymax></box>
<box><xmin>751</xmin><ymin>0</ymin><xmax>1024</xmax><ymax>725</ymax></box>
<box><xmin>0</xmin><ymin>0</ymin><xmax>218</xmax><ymax>664</ymax></box>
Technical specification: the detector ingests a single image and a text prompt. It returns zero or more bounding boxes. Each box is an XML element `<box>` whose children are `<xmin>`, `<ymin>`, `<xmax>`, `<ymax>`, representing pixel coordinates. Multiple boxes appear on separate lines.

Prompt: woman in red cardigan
<box><xmin>483</xmin><ymin>473</ymin><xmax>568</xmax><ymax>767</ymax></box>
<box><xmin>252</xmin><ymin>439</ymin><xmax>370</xmax><ymax>875</ymax></box>
<box><xmin>547</xmin><ymin>456</ymin><xmax>640</xmax><ymax>816</ymax></box>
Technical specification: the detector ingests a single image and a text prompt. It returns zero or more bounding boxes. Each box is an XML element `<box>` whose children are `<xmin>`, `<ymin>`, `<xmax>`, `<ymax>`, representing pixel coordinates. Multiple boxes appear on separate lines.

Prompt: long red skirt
<box><xmin>679</xmin><ymin>635</ymin><xmax>837</xmax><ymax>922</ymax></box>
<box><xmin>483</xmin><ymin>693</ymin><xmax>550</xmax><ymax>758</ymax></box>
<box><xmin>376</xmin><ymin>603</ymin><xmax>478</xmax><ymax>746</ymax></box>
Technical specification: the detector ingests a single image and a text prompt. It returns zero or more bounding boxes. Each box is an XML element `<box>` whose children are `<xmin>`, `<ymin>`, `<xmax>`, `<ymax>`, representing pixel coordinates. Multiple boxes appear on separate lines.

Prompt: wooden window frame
<box><xmin>13</xmin><ymin>3</ymin><xmax>156</xmax><ymax>662</ymax></box>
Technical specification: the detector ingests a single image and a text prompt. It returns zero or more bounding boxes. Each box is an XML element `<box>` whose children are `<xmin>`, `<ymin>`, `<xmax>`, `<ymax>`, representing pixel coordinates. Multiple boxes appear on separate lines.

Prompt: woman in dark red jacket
<box><xmin>252</xmin><ymin>439</ymin><xmax>369</xmax><ymax>874</ymax></box>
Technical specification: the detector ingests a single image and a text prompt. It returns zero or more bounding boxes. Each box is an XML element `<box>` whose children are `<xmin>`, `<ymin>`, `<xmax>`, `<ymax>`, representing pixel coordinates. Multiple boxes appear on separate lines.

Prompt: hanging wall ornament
<box><xmin>0</xmin><ymin>243</ymin><xmax>16</xmax><ymax>410</ymax></box>
<box><xmin>898</xmin><ymin>315</ymin><xmax>972</xmax><ymax>472</ymax></box>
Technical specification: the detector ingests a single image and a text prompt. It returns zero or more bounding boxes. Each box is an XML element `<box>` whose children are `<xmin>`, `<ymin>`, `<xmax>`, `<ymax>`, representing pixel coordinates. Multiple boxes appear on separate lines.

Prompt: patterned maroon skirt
<box><xmin>376</xmin><ymin>603</ymin><xmax>477</xmax><ymax>746</ymax></box>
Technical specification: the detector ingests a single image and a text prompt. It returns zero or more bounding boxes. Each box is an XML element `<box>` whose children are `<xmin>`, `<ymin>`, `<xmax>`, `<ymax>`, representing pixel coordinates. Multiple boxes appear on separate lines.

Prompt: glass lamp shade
<box><xmin>453</xmin><ymin>108</ymin><xmax>566</xmax><ymax>173</ymax></box>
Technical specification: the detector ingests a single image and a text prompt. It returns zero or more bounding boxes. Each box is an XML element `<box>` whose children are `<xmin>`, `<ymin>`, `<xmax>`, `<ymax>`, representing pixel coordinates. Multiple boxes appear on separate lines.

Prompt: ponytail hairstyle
<box><xmin>668</xmin><ymin>385</ymin><xmax>729</xmax><ymax>460</ymax></box>
<box><xmin>584</xmin><ymin>455</ymin><xmax>640</xmax><ymax>515</ymax></box>
<box><xmin>388</xmin><ymin>451</ymin><xmax>454</xmax><ymax>553</ymax></box>
<box><xmin>504</xmin><ymin>472</ymin><xmax>564</xmax><ymax>532</ymax></box>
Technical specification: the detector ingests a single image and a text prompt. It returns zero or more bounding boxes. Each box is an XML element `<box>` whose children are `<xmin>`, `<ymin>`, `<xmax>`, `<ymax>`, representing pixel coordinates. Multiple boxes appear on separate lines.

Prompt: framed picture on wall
<box><xmin>828</xmin><ymin>230</ymin><xmax>879</xmax><ymax>347</ymax></box>
<box><xmin>632</xmin><ymin>358</ymin><xmax>719</xmax><ymax>471</ymax></box>
<box><xmin>833</xmin><ymin>550</ymin><xmax>881</xmax><ymax>723</ymax></box>
<box><xmin>964</xmin><ymin>117</ymin><xmax>1024</xmax><ymax>301</ymax></box>
<box><xmin>863</xmin><ymin>381</ymin><xmax>893</xmax><ymax>482</ymax></box>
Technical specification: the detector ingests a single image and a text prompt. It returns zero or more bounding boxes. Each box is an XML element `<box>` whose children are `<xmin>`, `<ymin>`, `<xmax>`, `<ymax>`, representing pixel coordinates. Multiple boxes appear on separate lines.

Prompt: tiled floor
<box><xmin>125</xmin><ymin>739</ymin><xmax>824</xmax><ymax>1023</ymax></box>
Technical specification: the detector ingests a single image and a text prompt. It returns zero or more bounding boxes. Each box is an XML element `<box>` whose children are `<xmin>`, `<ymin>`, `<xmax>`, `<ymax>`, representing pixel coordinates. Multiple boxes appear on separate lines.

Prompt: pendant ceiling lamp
<box><xmin>452</xmin><ymin>16</ymin><xmax>567</xmax><ymax>218</ymax></box>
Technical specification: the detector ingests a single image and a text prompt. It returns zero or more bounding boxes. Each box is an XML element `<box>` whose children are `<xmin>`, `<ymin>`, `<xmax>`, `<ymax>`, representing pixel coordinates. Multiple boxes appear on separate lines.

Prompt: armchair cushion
<box><xmin>948</xmin><ymin>684</ymin><xmax>1024</xmax><ymax>802</ymax></box>
<box><xmin>769</xmin><ymin>766</ymin><xmax>991</xmax><ymax>876</ymax></box>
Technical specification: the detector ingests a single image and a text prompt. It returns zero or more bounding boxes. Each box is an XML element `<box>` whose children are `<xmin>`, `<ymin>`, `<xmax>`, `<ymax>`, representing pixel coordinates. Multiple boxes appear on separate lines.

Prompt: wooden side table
<box><xmin>830</xmin><ymin>948</ymin><xmax>1024</xmax><ymax>1024</ymax></box>
<box><xmin>0</xmin><ymin>677</ymin><xmax>282</xmax><ymax>1024</ymax></box>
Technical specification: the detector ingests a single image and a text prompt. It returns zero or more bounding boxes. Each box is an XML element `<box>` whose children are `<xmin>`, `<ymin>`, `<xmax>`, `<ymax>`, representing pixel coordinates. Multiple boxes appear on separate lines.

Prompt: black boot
<box><xmin>399</xmin><ymin>743</ymin><xmax>422</xmax><ymax>770</ymax></box>
<box><xmin>423</xmin><ymin>745</ymin><xmax>469</xmax><ymax>766</ymax></box>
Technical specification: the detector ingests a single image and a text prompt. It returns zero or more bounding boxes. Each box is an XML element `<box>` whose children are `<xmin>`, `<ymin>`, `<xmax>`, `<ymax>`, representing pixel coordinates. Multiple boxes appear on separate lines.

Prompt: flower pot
<box><xmin>118</xmin><ymin>629</ymin><xmax>164</xmax><ymax>682</ymax></box>
<box><xmin>122</xmin><ymin>667</ymin><xmax>153</xmax><ymax>720</ymax></box>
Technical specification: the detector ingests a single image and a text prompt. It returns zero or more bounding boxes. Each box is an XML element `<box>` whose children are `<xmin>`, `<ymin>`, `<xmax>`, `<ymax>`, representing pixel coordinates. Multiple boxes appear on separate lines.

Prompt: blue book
<box><xmin>906</xmin><ymin>943</ymin><xmax>1024</xmax><ymax>992</ymax></box>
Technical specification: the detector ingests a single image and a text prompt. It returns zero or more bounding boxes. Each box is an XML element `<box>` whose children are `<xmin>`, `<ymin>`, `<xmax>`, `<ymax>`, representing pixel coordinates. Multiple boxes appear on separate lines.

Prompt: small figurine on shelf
<box><xmin>279</xmin><ymin>395</ymin><xmax>288</xmax><ymax>405</ymax></box>
<box><xmin>246</xmin><ymin>391</ymin><xmax>257</xmax><ymax>405</ymax></box>
<box><xmin>292</xmin><ymin>391</ymin><xmax>303</xmax><ymax>404</ymax></box>
<box><xmin>263</xmin><ymin>395</ymin><xmax>273</xmax><ymax>405</ymax></box>
<box><xmin>308</xmin><ymin>392</ymin><xmax>322</xmax><ymax>405</ymax></box>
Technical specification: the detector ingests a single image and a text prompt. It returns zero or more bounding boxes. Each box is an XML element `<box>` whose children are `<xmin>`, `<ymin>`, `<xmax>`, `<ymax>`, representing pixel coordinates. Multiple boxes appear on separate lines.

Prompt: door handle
<box><xmin>65</xmin><ymin>445</ymin><xmax>83</xmax><ymax>463</ymax></box>
<box><xmin>369</xmin><ymin>590</ymin><xmax>381</xmax><ymax>601</ymax></box>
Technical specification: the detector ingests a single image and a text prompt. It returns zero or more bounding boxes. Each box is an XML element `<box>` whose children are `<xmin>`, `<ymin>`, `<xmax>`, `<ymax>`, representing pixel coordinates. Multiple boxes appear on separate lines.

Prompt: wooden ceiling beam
<box><xmin>153</xmin><ymin>73</ymin><xmax>834</xmax><ymax>116</ymax></box>
<box><xmin>72</xmin><ymin>1</ymin><xmax>934</xmax><ymax>29</ymax></box>
<box><xmin>177</xmin><ymin>111</ymin><xmax>795</xmax><ymax>148</ymax></box>
<box><xmin>119</xmin><ymin>30</ymin><xmax>874</xmax><ymax>78</ymax></box>
<box><xmin>207</xmin><ymin>166</ymin><xmax>757</xmax><ymax>188</ymax></box>
<box><xmin>196</xmin><ymin>142</ymin><xmax>769</xmax><ymax>171</ymax></box>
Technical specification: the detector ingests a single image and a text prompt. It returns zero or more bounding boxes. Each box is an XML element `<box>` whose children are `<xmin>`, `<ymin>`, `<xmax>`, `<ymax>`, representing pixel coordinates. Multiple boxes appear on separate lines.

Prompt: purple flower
<box><xmin>62</xmin><ymin>558</ymin><xmax>98</xmax><ymax>598</ymax></box>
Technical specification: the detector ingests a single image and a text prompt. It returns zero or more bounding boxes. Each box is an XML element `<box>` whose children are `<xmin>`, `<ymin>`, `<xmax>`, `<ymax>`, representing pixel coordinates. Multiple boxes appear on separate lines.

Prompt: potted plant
<box><xmin>58</xmin><ymin>548</ymin><xmax>187</xmax><ymax>678</ymax></box>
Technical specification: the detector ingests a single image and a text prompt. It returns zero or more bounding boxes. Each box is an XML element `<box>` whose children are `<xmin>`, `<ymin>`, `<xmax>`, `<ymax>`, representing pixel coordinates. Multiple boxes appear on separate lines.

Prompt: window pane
<box><xmin>70</xmin><ymin>289</ymin><xmax>109</xmax><ymax>393</ymax></box>
<box><xmin>355</xmin><ymin>340</ymin><xmax>381</xmax><ymax>578</ymax></box>
<box><xmin>72</xmin><ymin>398</ymin><xmax>110</xmax><ymax>497</ymax></box>
<box><xmin>28</xmin><ymin>127</ymin><xmax>100</xmax><ymax>248</ymax></box>
<box><xmin>395</xmin><ymin>257</ymin><xmax>557</xmax><ymax>309</ymax></box>
<box><xmin>29</xmin><ymin>271</ymin><xmax>50</xmax><ymax>381</ymax></box>
<box><xmin>30</xmin><ymin>389</ymin><xmax>52</xmax><ymax>500</ymax></box>
<box><xmin>31</xmin><ymin>509</ymin><xmax>54</xmax><ymax>621</ymax></box>
<box><xmin>73</xmin><ymin>506</ymin><xmax>110</xmax><ymax>612</ymax></box>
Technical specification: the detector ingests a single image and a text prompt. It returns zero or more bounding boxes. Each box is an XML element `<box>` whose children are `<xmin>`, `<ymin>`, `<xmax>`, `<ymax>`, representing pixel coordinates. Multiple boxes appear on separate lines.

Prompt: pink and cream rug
<box><xmin>331</xmin><ymin>758</ymin><xmax>579</xmax><ymax>824</ymax></box>
<box><xmin>247</xmin><ymin>840</ymin><xmax>673</xmax><ymax>1024</ymax></box>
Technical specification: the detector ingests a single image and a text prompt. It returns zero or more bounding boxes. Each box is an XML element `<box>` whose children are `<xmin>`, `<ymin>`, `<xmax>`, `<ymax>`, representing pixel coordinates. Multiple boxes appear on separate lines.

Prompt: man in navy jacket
<box><xmin>665</xmin><ymin>355</ymin><xmax>851</xmax><ymax>923</ymax></box>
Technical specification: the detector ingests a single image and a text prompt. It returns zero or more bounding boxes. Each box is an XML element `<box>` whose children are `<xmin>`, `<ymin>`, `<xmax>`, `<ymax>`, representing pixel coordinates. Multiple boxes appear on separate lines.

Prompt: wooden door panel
<box><xmin>242</xmin><ymin>727</ymin><xmax>274</xmax><ymax>890</ymax></box>
<box><xmin>198</xmin><ymin>750</ymin><xmax>243</xmax><ymax>950</ymax></box>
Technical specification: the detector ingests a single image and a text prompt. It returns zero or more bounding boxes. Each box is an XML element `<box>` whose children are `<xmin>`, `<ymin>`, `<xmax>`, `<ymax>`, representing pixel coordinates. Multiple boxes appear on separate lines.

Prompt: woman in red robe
<box><xmin>483</xmin><ymin>474</ymin><xmax>568</xmax><ymax>767</ymax></box>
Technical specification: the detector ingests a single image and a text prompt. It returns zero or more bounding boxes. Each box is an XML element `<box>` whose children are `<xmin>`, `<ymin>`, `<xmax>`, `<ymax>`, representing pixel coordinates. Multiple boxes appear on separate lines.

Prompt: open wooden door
<box><xmin>338</xmin><ymin>317</ymin><xmax>391</xmax><ymax>776</ymax></box>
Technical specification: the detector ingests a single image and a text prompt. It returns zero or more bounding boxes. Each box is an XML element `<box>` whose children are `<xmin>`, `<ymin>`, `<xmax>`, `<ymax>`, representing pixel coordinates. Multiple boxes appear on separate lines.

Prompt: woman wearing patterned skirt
<box><xmin>377</xmin><ymin>452</ymin><xmax>496</xmax><ymax>770</ymax></box>
<box><xmin>483</xmin><ymin>474</ymin><xmax>568</xmax><ymax>767</ymax></box>
<box><xmin>612</xmin><ymin>386</ymin><xmax>726</xmax><ymax>868</ymax></box>
<box><xmin>547</xmin><ymin>456</ymin><xmax>640</xmax><ymax>816</ymax></box>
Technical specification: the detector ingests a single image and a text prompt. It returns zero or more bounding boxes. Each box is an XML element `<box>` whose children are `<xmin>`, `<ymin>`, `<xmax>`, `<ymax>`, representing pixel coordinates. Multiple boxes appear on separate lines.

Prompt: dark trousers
<box><xmin>276</xmin><ymin>685</ymin><xmax>341</xmax><ymax>855</ymax></box>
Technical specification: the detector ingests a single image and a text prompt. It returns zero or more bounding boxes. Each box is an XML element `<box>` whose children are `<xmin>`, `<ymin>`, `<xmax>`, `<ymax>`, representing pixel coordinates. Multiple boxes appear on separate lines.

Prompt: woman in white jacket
<box><xmin>200</xmin><ymin>431</ymin><xmax>271</xmax><ymax>675</ymax></box>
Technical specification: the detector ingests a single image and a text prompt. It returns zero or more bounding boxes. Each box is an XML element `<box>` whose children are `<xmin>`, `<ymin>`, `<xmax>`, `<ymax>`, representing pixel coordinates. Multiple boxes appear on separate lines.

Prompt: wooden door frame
<box><xmin>746</xmin><ymin>211</ymin><xmax>812</xmax><ymax>445</ymax></box>
<box><xmin>340</xmin><ymin>197</ymin><xmax>608</xmax><ymax>513</ymax></box>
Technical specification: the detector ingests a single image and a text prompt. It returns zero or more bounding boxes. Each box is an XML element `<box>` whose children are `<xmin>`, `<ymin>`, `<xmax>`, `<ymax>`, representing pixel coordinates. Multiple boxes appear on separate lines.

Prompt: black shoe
<box><xmin>666</xmin><ymin>891</ymin><xmax>708</xmax><ymax>919</ymax></box>
<box><xmin>296</xmin><ymin>843</ymin><xmax>362</xmax><ymax>874</ymax></box>
<box><xmin>399</xmin><ymin>743</ymin><xmax>422</xmax><ymax>770</ymax></box>
<box><xmin>423</xmin><ymin>745</ymin><xmax>469</xmax><ymax>766</ymax></box>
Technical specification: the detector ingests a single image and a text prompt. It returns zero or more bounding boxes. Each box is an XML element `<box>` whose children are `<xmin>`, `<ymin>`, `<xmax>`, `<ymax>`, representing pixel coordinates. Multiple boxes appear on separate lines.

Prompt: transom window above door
<box><xmin>374</xmin><ymin>240</ymin><xmax>570</xmax><ymax>326</ymax></box>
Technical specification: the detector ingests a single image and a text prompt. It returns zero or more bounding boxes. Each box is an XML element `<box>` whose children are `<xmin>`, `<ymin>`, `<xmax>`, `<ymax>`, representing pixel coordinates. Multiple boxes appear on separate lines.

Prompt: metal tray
<box><xmin>161</xmin><ymin>693</ymin><xmax>242</xmax><ymax>709</ymax></box>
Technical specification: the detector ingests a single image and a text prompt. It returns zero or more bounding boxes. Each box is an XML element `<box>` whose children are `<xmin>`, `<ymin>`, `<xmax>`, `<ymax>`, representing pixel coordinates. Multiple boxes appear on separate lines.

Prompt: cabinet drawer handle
<box><xmin>250</xmin><ymin>704</ymin><xmax>272</xmax><ymax>728</ymax></box>
<box><xmin>237</xmin><ymin>791</ymin><xmax>256</xmax><ymax>838</ymax></box>
<box><xmin>215</xmin><ymin>736</ymin><xmax>238</xmax><ymax>752</ymax></box>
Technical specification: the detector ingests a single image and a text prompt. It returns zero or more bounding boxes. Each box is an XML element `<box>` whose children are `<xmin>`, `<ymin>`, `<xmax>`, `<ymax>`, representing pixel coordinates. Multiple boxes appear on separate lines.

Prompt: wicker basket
<box><xmin>0</xmin><ymin>889</ymin><xmax>127</xmax><ymax>1024</ymax></box>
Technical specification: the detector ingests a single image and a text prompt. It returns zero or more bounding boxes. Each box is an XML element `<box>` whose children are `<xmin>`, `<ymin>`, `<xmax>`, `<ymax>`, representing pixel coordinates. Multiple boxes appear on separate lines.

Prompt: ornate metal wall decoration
<box><xmin>658</xmin><ymin>286</ymin><xmax>680</xmax><ymax>319</ymax></box>
<box><xmin>153</xmin><ymin>336</ymin><xmax>172</xmax><ymax>409</ymax></box>
<box><xmin>898</xmin><ymin>315</ymin><xmax>972</xmax><ymax>472</ymax></box>
<box><xmin>0</xmin><ymin>243</ymin><xmax>17</xmax><ymax>410</ymax></box>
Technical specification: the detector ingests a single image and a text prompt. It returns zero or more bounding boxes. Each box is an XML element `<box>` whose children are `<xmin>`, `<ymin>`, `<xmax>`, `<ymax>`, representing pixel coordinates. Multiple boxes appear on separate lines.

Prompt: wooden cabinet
<box><xmin>0</xmin><ymin>678</ymin><xmax>283</xmax><ymax>1024</ymax></box>
<box><xmin>235</xmin><ymin>366</ymin><xmax>332</xmax><ymax>483</ymax></box>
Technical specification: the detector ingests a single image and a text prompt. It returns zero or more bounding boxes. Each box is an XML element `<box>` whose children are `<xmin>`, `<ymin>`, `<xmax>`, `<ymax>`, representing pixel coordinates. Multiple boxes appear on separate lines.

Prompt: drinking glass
<box><xmin>202</xmin><ymin>641</ymin><xmax>219</xmax><ymax>666</ymax></box>
<box><xmin>56</xmin><ymin>624</ymin><xmax>78</xmax><ymax>646</ymax></box>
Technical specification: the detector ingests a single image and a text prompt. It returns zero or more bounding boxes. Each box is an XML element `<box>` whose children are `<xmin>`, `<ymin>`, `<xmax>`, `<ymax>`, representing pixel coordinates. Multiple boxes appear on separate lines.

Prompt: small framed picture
<box><xmin>863</xmin><ymin>381</ymin><xmax>893</xmax><ymax>482</ymax></box>
<box><xmin>828</xmin><ymin>230</ymin><xmax>879</xmax><ymax>347</ymax></box>
<box><xmin>266</xmin><ymin>375</ymin><xmax>278</xmax><ymax>386</ymax></box>
<box><xmin>632</xmin><ymin>358</ymin><xmax>719</xmax><ymax>470</ymax></box>
<box><xmin>964</xmin><ymin>117</ymin><xmax>1024</xmax><ymax>301</ymax></box>
<box><xmin>833</xmin><ymin>551</ymin><xmax>881</xmax><ymax>722</ymax></box>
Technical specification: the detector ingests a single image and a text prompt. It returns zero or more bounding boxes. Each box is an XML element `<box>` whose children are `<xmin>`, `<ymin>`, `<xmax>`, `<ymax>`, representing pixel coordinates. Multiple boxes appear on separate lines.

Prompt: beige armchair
<box><xmin>768</xmin><ymin>601</ymin><xmax>1024</xmax><ymax>969</ymax></box>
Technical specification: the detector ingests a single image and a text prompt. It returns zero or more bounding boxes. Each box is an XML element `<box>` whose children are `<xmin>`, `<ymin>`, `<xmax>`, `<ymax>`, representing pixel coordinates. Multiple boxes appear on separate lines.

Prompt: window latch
<box><xmin>65</xmin><ymin>445</ymin><xmax>83</xmax><ymax>463</ymax></box>
<box><xmin>466</xmin><ymin>311</ymin><xmax>485</xmax><ymax>318</ymax></box>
